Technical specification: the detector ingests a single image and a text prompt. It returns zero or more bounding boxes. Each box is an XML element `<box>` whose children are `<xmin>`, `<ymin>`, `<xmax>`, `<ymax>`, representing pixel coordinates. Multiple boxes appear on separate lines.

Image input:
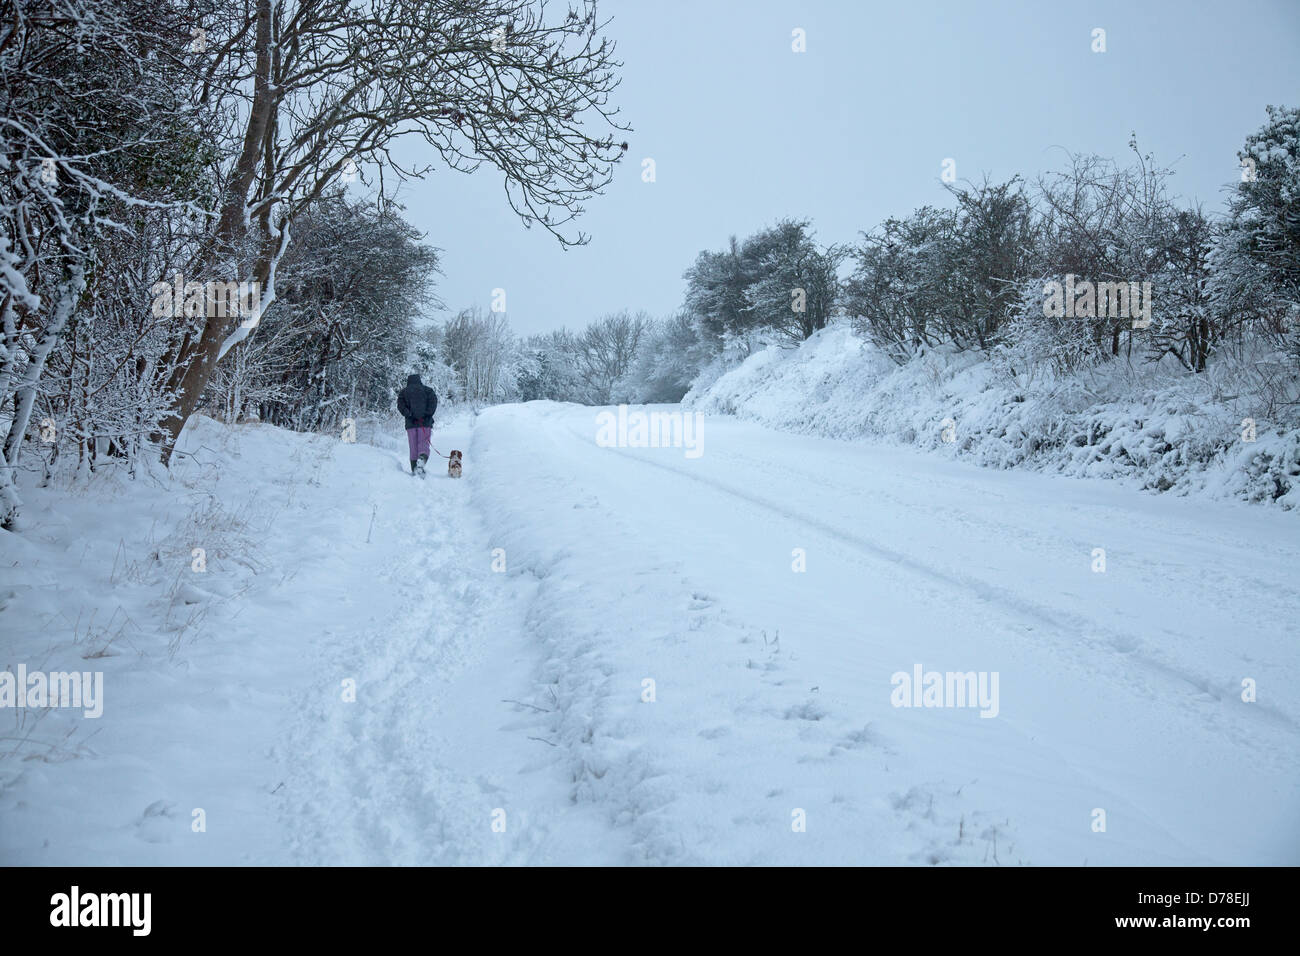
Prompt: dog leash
<box><xmin>419</xmin><ymin>422</ymin><xmax>453</xmax><ymax>459</ymax></box>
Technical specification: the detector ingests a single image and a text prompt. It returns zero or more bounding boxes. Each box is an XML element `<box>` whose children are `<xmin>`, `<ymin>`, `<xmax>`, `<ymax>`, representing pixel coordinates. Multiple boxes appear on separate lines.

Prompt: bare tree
<box><xmin>440</xmin><ymin>306</ymin><xmax>518</xmax><ymax>404</ymax></box>
<box><xmin>571</xmin><ymin>310</ymin><xmax>646</xmax><ymax>403</ymax></box>
<box><xmin>843</xmin><ymin>207</ymin><xmax>955</xmax><ymax>364</ymax></box>
<box><xmin>154</xmin><ymin>0</ymin><xmax>629</xmax><ymax>459</ymax></box>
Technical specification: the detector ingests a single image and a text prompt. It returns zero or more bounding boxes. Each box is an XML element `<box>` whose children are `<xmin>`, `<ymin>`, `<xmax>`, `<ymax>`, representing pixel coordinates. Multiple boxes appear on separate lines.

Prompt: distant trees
<box><xmin>517</xmin><ymin>329</ymin><xmax>583</xmax><ymax>403</ymax></box>
<box><xmin>513</xmin><ymin>311</ymin><xmax>648</xmax><ymax>405</ymax></box>
<box><xmin>684</xmin><ymin>219</ymin><xmax>843</xmax><ymax>350</ymax></box>
<box><xmin>569</xmin><ymin>311</ymin><xmax>647</xmax><ymax>403</ymax></box>
<box><xmin>437</xmin><ymin>308</ymin><xmax>520</xmax><ymax>405</ymax></box>
<box><xmin>623</xmin><ymin>313</ymin><xmax>706</xmax><ymax>403</ymax></box>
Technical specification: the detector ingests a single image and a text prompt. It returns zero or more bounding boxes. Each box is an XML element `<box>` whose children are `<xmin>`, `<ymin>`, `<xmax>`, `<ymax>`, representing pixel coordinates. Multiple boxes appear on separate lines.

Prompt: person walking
<box><xmin>397</xmin><ymin>373</ymin><xmax>438</xmax><ymax>476</ymax></box>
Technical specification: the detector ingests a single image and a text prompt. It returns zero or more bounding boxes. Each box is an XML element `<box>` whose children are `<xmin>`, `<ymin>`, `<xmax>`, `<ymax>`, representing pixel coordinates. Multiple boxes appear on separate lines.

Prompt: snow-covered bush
<box><xmin>688</xmin><ymin>326</ymin><xmax>1300</xmax><ymax>508</ymax></box>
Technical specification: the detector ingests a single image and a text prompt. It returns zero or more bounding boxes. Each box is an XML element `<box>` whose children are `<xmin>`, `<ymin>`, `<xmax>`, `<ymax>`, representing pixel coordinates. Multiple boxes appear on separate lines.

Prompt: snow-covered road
<box><xmin>468</xmin><ymin>402</ymin><xmax>1300</xmax><ymax>865</ymax></box>
<box><xmin>3</xmin><ymin>402</ymin><xmax>1296</xmax><ymax>865</ymax></box>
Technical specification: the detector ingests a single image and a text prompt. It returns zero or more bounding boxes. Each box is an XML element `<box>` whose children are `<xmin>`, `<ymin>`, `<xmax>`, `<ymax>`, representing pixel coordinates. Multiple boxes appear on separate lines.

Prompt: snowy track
<box><xmin>271</xmin><ymin>419</ymin><xmax>621</xmax><ymax>865</ymax></box>
<box><xmin>3</xmin><ymin>403</ymin><xmax>1296</xmax><ymax>865</ymax></box>
<box><xmin>470</xmin><ymin>403</ymin><xmax>1300</xmax><ymax>865</ymax></box>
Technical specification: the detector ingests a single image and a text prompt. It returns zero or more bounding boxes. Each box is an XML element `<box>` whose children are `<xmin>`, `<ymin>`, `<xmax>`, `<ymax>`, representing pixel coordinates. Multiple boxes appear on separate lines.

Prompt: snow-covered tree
<box><xmin>1146</xmin><ymin>207</ymin><xmax>1218</xmax><ymax>373</ymax></box>
<box><xmin>622</xmin><ymin>313</ymin><xmax>706</xmax><ymax>403</ymax></box>
<box><xmin>0</xmin><ymin>0</ymin><xmax>214</xmax><ymax>525</ymax></box>
<box><xmin>1218</xmin><ymin>105</ymin><xmax>1300</xmax><ymax>367</ymax></box>
<box><xmin>740</xmin><ymin>219</ymin><xmax>845</xmax><ymax>346</ymax></box>
<box><xmin>153</xmin><ymin>0</ymin><xmax>629</xmax><ymax>459</ymax></box>
<box><xmin>843</xmin><ymin>207</ymin><xmax>957</xmax><ymax>363</ymax></box>
<box><xmin>205</xmin><ymin>191</ymin><xmax>441</xmax><ymax>430</ymax></box>
<box><xmin>682</xmin><ymin>237</ymin><xmax>751</xmax><ymax>347</ymax></box>
<box><xmin>517</xmin><ymin>329</ymin><xmax>584</xmax><ymax>403</ymax></box>
<box><xmin>571</xmin><ymin>310</ymin><xmax>646</xmax><ymax>404</ymax></box>
<box><xmin>440</xmin><ymin>307</ymin><xmax>520</xmax><ymax>405</ymax></box>
<box><xmin>939</xmin><ymin>177</ymin><xmax>1037</xmax><ymax>351</ymax></box>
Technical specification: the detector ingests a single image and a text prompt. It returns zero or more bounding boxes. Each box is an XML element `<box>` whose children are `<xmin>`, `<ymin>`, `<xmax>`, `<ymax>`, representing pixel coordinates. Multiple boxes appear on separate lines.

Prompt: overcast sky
<box><xmin>384</xmin><ymin>0</ymin><xmax>1299</xmax><ymax>338</ymax></box>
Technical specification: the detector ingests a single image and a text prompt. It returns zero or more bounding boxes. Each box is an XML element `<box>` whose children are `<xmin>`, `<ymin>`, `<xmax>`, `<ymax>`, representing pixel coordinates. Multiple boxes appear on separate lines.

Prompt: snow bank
<box><xmin>685</xmin><ymin>325</ymin><xmax>1300</xmax><ymax>509</ymax></box>
<box><xmin>0</xmin><ymin>416</ymin><xmax>346</xmax><ymax>862</ymax></box>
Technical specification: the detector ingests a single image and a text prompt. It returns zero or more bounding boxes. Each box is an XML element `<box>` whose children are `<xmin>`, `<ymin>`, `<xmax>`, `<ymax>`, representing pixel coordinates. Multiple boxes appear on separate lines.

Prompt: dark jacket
<box><xmin>397</xmin><ymin>374</ymin><xmax>437</xmax><ymax>429</ymax></box>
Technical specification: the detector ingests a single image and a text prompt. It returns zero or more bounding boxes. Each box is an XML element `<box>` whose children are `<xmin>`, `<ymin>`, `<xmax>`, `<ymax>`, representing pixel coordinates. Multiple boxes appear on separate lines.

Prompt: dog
<box><xmin>447</xmin><ymin>449</ymin><xmax>463</xmax><ymax>478</ymax></box>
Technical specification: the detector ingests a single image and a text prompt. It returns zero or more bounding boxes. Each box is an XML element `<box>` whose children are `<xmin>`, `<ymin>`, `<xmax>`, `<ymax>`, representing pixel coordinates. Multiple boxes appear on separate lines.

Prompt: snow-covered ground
<box><xmin>0</xmin><ymin>412</ymin><xmax>615</xmax><ymax>864</ymax></box>
<box><xmin>2</xmin><ymin>403</ymin><xmax>1297</xmax><ymax>864</ymax></box>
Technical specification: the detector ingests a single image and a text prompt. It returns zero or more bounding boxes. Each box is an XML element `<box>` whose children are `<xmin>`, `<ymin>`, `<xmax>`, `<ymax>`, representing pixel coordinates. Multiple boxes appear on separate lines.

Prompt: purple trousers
<box><xmin>407</xmin><ymin>426</ymin><xmax>431</xmax><ymax>460</ymax></box>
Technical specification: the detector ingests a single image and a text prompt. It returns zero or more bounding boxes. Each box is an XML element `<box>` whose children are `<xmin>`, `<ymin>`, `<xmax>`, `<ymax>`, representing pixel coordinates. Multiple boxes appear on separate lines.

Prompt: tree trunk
<box><xmin>155</xmin><ymin>0</ymin><xmax>276</xmax><ymax>464</ymax></box>
<box><xmin>0</xmin><ymin>264</ymin><xmax>85</xmax><ymax>527</ymax></box>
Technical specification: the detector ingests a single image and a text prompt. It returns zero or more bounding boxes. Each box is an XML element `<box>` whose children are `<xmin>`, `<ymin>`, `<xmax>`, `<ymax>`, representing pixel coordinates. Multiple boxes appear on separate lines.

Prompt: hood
<box><xmin>406</xmin><ymin>374</ymin><xmax>422</xmax><ymax>386</ymax></box>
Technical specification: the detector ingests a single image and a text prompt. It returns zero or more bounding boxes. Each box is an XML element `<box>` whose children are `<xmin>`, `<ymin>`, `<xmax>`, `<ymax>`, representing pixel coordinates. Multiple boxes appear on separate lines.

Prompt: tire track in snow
<box><xmin>471</xmin><ymin>404</ymin><xmax>1299</xmax><ymax>863</ymax></box>
<box><xmin>473</xmin><ymin>407</ymin><xmax>1047</xmax><ymax>865</ymax></box>
<box><xmin>549</xmin><ymin>415</ymin><xmax>1299</xmax><ymax>741</ymax></box>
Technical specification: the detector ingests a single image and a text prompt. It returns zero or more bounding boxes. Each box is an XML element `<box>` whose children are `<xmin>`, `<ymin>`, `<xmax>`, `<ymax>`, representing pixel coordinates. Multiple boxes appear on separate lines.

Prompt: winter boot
<box><xmin>410</xmin><ymin>459</ymin><xmax>418</xmax><ymax>474</ymax></box>
<box><xmin>416</xmin><ymin>453</ymin><xmax>428</xmax><ymax>477</ymax></box>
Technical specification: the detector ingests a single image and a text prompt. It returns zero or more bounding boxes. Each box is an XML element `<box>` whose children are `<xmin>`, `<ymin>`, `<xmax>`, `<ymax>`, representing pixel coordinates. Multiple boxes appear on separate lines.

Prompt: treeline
<box><xmin>418</xmin><ymin>218</ymin><xmax>844</xmax><ymax>408</ymax></box>
<box><xmin>430</xmin><ymin>107</ymin><xmax>1297</xmax><ymax>421</ymax></box>
<box><xmin>676</xmin><ymin>111</ymin><xmax>1298</xmax><ymax>392</ymax></box>
<box><xmin>405</xmin><ymin>308</ymin><xmax>697</xmax><ymax>408</ymax></box>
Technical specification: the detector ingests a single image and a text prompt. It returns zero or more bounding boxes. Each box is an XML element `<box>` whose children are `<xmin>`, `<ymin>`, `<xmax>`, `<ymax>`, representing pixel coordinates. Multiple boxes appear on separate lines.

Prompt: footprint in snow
<box><xmin>687</xmin><ymin>592</ymin><xmax>714</xmax><ymax>611</ymax></box>
<box><xmin>134</xmin><ymin>799</ymin><xmax>176</xmax><ymax>845</ymax></box>
<box><xmin>782</xmin><ymin>700</ymin><xmax>827</xmax><ymax>722</ymax></box>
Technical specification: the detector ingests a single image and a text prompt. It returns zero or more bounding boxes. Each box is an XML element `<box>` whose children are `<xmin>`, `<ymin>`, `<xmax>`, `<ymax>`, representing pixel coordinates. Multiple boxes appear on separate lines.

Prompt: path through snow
<box><xmin>2</xmin><ymin>403</ymin><xmax>1296</xmax><ymax>865</ymax></box>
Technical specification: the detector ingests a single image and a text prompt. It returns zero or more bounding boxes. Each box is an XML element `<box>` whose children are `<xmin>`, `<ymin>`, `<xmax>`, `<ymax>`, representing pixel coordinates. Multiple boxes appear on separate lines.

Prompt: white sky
<box><xmin>382</xmin><ymin>0</ymin><xmax>1300</xmax><ymax>336</ymax></box>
